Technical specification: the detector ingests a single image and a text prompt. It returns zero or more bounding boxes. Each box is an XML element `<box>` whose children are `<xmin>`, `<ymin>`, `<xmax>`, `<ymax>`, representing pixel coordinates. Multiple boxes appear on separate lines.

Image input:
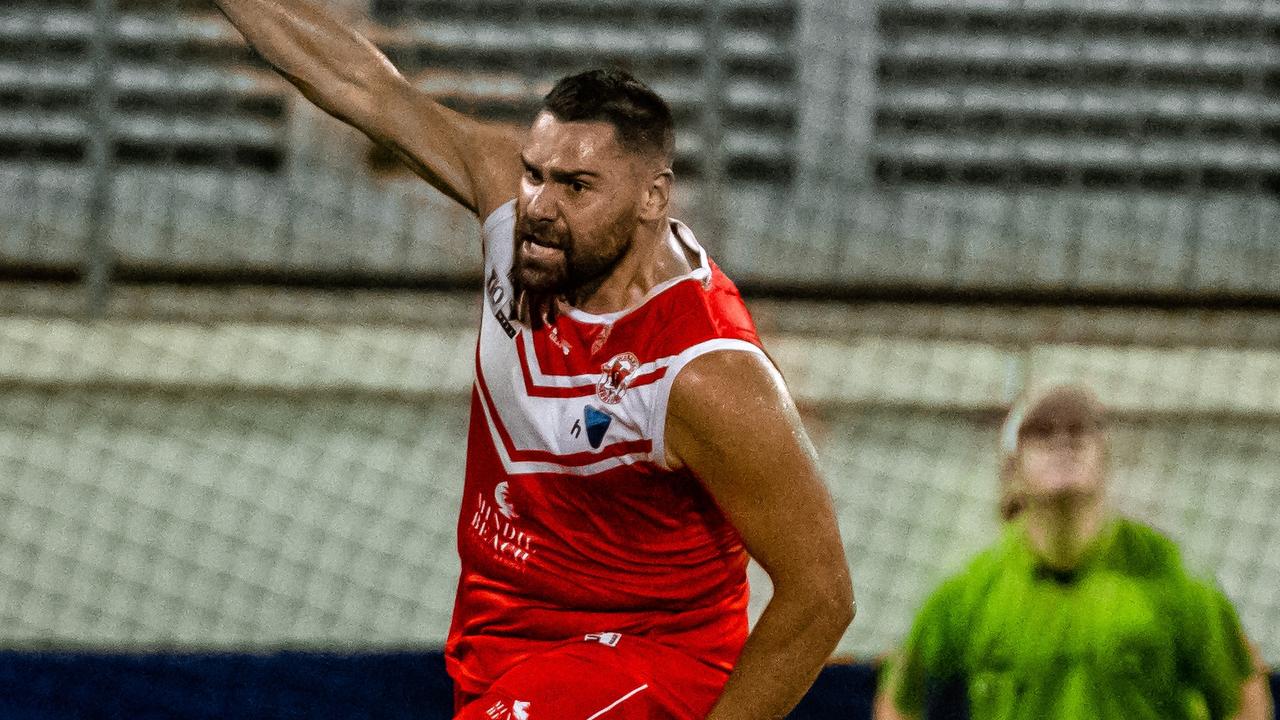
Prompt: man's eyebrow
<box><xmin>551</xmin><ymin>168</ymin><xmax>601</xmax><ymax>182</ymax></box>
<box><xmin>520</xmin><ymin>155</ymin><xmax>601</xmax><ymax>181</ymax></box>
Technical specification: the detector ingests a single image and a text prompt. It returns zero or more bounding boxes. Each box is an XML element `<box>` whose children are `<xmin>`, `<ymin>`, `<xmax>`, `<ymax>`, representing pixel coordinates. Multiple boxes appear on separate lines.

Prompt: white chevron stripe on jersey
<box><xmin>517</xmin><ymin>332</ymin><xmax>671</xmax><ymax>389</ymax></box>
<box><xmin>476</xmin><ymin>353</ymin><xmax>656</xmax><ymax>477</ymax></box>
<box><xmin>476</xmin><ymin>336</ymin><xmax>769</xmax><ymax>477</ymax></box>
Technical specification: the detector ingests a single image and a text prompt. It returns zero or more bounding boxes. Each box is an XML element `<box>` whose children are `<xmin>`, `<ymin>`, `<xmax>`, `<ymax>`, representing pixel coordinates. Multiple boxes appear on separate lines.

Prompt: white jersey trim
<box><xmin>478</xmin><ymin>199</ymin><xmax>709</xmax><ymax>329</ymax></box>
<box><xmin>557</xmin><ymin>218</ymin><xmax>711</xmax><ymax>325</ymax></box>
<box><xmin>481</xmin><ymin>200</ymin><xmax>517</xmax><ymax>240</ymax></box>
<box><xmin>647</xmin><ymin>338</ymin><xmax>770</xmax><ymax>471</ymax></box>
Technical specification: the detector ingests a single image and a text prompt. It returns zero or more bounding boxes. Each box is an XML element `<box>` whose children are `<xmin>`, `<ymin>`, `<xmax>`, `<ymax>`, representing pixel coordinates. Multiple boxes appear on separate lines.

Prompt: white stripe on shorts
<box><xmin>584</xmin><ymin>683</ymin><xmax>649</xmax><ymax>720</ymax></box>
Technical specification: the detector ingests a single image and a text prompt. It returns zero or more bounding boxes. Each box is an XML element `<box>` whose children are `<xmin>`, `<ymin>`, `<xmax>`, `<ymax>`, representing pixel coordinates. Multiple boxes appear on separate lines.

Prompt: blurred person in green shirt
<box><xmin>875</xmin><ymin>383</ymin><xmax>1273</xmax><ymax>720</ymax></box>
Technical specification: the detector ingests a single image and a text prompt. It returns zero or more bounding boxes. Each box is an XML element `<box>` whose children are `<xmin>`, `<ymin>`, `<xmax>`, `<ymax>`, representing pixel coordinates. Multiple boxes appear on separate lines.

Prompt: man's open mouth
<box><xmin>521</xmin><ymin>232</ymin><xmax>561</xmax><ymax>250</ymax></box>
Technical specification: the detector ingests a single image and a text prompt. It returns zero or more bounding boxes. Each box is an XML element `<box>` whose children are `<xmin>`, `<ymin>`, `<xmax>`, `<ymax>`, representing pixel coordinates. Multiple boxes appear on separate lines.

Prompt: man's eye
<box><xmin>1019</xmin><ymin>422</ymin><xmax>1053</xmax><ymax>439</ymax></box>
<box><xmin>568</xmin><ymin>180</ymin><xmax>587</xmax><ymax>194</ymax></box>
<box><xmin>525</xmin><ymin>168</ymin><xmax>542</xmax><ymax>184</ymax></box>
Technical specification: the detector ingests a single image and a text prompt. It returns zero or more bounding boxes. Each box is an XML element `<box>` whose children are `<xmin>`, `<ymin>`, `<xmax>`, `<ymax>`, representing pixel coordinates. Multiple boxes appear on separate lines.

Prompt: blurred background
<box><xmin>1</xmin><ymin>0</ymin><xmax>1278</xmax><ymax>716</ymax></box>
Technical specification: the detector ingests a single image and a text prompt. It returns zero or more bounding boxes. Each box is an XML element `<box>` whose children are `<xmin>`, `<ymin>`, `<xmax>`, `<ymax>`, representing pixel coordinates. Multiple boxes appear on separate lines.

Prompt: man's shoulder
<box><xmin>963</xmin><ymin>521</ymin><xmax>1033</xmax><ymax>573</ymax></box>
<box><xmin>1103</xmin><ymin>516</ymin><xmax>1187</xmax><ymax>578</ymax></box>
<box><xmin>613</xmin><ymin>266</ymin><xmax>762</xmax><ymax>362</ymax></box>
<box><xmin>917</xmin><ymin>535</ymin><xmax>1018</xmax><ymax>616</ymax></box>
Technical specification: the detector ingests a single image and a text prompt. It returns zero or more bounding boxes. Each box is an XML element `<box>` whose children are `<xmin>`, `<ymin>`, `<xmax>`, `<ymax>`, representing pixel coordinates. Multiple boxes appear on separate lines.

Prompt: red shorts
<box><xmin>453</xmin><ymin>633</ymin><xmax>729</xmax><ymax>720</ymax></box>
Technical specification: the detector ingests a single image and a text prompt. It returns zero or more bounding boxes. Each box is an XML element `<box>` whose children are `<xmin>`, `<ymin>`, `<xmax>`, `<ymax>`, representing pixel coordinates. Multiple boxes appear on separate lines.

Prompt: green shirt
<box><xmin>890</xmin><ymin>517</ymin><xmax>1253</xmax><ymax>720</ymax></box>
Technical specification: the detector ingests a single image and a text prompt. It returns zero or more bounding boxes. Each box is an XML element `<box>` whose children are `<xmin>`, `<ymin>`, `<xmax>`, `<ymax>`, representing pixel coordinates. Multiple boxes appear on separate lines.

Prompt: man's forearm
<box><xmin>1229</xmin><ymin>638</ymin><xmax>1274</xmax><ymax>720</ymax></box>
<box><xmin>213</xmin><ymin>0</ymin><xmax>400</xmax><ymax>121</ymax></box>
<box><xmin>1232</xmin><ymin>672</ymin><xmax>1274</xmax><ymax>720</ymax></box>
<box><xmin>706</xmin><ymin>583</ymin><xmax>854</xmax><ymax>720</ymax></box>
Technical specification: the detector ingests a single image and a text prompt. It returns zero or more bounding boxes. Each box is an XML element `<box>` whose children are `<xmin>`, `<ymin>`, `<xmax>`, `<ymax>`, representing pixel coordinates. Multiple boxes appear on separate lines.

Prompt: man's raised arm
<box><xmin>213</xmin><ymin>0</ymin><xmax>521</xmax><ymax>217</ymax></box>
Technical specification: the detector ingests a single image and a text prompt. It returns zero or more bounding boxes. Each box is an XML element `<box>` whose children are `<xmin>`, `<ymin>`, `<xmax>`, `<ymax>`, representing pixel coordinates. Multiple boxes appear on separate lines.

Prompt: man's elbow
<box><xmin>811</xmin><ymin>570</ymin><xmax>856</xmax><ymax>636</ymax></box>
<box><xmin>833</xmin><ymin>577</ymin><xmax>857</xmax><ymax>633</ymax></box>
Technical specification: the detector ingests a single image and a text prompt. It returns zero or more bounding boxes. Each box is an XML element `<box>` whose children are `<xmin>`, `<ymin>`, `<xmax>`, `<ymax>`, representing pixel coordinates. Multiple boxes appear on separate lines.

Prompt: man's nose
<box><xmin>525</xmin><ymin>184</ymin><xmax>557</xmax><ymax>222</ymax></box>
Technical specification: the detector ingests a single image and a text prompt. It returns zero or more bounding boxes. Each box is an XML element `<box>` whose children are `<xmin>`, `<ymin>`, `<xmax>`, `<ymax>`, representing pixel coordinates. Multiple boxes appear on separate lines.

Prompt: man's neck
<box><xmin>572</xmin><ymin>216</ymin><xmax>690</xmax><ymax>314</ymax></box>
<box><xmin>1023</xmin><ymin>493</ymin><xmax>1109</xmax><ymax>571</ymax></box>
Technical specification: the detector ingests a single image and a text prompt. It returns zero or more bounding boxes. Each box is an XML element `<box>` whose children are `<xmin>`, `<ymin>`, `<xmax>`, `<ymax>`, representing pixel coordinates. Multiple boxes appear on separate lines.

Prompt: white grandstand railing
<box><xmin>113</xmin><ymin>116</ymin><xmax>281</xmax><ymax>146</ymax></box>
<box><xmin>110</xmin><ymin>66</ymin><xmax>281</xmax><ymax>97</ymax></box>
<box><xmin>888</xmin><ymin>0</ymin><xmax>1280</xmax><ymax>24</ymax></box>
<box><xmin>874</xmin><ymin>136</ymin><xmax>1280</xmax><ymax>174</ymax></box>
<box><xmin>878</xmin><ymin>86</ymin><xmax>1280</xmax><ymax>126</ymax></box>
<box><xmin>370</xmin><ymin>0</ymin><xmax>790</xmax><ymax>16</ymax></box>
<box><xmin>883</xmin><ymin>35</ymin><xmax>1280</xmax><ymax>74</ymax></box>
<box><xmin>0</xmin><ymin>114</ymin><xmax>87</xmax><ymax>143</ymax></box>
<box><xmin>0</xmin><ymin>113</ymin><xmax>280</xmax><ymax>147</ymax></box>
<box><xmin>378</xmin><ymin>21</ymin><xmax>787</xmax><ymax>62</ymax></box>
<box><xmin>407</xmin><ymin>70</ymin><xmax>540</xmax><ymax>107</ymax></box>
<box><xmin>672</xmin><ymin>131</ymin><xmax>791</xmax><ymax>164</ymax></box>
<box><xmin>0</xmin><ymin>10</ymin><xmax>240</xmax><ymax>44</ymax></box>
<box><xmin>405</xmin><ymin>71</ymin><xmax>789</xmax><ymax>116</ymax></box>
<box><xmin>0</xmin><ymin>61</ymin><xmax>93</xmax><ymax>93</ymax></box>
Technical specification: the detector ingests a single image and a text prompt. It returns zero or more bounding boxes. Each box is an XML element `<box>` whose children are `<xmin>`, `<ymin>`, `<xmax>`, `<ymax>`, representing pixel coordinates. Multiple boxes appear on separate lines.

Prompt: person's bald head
<box><xmin>998</xmin><ymin>384</ymin><xmax>1108</xmax><ymax>519</ymax></box>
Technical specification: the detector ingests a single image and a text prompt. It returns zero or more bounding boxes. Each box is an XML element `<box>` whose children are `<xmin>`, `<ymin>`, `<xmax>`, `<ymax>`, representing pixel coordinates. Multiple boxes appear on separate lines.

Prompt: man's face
<box><xmin>513</xmin><ymin>112</ymin><xmax>650</xmax><ymax>297</ymax></box>
<box><xmin>1014</xmin><ymin>416</ymin><xmax>1108</xmax><ymax>505</ymax></box>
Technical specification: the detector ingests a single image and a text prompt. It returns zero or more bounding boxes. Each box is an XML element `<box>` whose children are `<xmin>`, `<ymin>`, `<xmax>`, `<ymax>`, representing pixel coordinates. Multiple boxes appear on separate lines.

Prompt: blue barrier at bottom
<box><xmin>789</xmin><ymin>662</ymin><xmax>877</xmax><ymax>719</ymax></box>
<box><xmin>0</xmin><ymin>651</ymin><xmax>1273</xmax><ymax>719</ymax></box>
<box><xmin>0</xmin><ymin>651</ymin><xmax>453</xmax><ymax>720</ymax></box>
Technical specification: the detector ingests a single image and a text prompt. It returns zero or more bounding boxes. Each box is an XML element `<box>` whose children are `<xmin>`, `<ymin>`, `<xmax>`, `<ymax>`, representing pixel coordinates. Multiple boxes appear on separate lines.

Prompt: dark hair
<box><xmin>541</xmin><ymin>68</ymin><xmax>675</xmax><ymax>166</ymax></box>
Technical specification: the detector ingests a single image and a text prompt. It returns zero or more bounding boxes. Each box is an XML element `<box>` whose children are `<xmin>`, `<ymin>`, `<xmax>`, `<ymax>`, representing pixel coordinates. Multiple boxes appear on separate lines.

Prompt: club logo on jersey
<box><xmin>596</xmin><ymin>352</ymin><xmax>640</xmax><ymax>405</ymax></box>
<box><xmin>583</xmin><ymin>405</ymin><xmax>612</xmax><ymax>449</ymax></box>
<box><xmin>494</xmin><ymin>480</ymin><xmax>518</xmax><ymax>519</ymax></box>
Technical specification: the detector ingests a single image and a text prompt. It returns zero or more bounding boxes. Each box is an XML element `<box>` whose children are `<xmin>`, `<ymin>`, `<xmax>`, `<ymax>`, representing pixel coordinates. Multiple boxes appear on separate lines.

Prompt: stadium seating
<box><xmin>875</xmin><ymin>1</ymin><xmax>1280</xmax><ymax>191</ymax></box>
<box><xmin>0</xmin><ymin>0</ymin><xmax>1276</xmax><ymax>291</ymax></box>
<box><xmin>1</xmin><ymin>5</ymin><xmax>287</xmax><ymax>171</ymax></box>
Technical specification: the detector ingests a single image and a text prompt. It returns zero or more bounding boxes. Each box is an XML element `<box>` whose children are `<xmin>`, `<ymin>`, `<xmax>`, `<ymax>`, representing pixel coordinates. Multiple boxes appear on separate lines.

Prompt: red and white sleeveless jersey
<box><xmin>446</xmin><ymin>201</ymin><xmax>767</xmax><ymax>696</ymax></box>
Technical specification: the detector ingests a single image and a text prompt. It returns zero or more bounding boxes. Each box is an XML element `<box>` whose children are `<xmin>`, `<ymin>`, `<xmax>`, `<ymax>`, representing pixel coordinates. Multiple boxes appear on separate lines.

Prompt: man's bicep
<box><xmin>665</xmin><ymin>350</ymin><xmax>849</xmax><ymax>594</ymax></box>
<box><xmin>360</xmin><ymin>77</ymin><xmax>523</xmax><ymax>218</ymax></box>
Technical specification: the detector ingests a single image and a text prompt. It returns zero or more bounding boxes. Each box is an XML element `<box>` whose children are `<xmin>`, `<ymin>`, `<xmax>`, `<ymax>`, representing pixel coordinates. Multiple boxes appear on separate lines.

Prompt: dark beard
<box><xmin>510</xmin><ymin>210</ymin><xmax>635</xmax><ymax>328</ymax></box>
<box><xmin>508</xmin><ymin>281</ymin><xmax>557</xmax><ymax>330</ymax></box>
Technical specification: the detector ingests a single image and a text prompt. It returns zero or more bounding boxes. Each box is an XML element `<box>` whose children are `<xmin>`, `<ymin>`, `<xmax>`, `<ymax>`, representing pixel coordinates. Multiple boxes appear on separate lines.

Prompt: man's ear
<box><xmin>639</xmin><ymin>169</ymin><xmax>673</xmax><ymax>222</ymax></box>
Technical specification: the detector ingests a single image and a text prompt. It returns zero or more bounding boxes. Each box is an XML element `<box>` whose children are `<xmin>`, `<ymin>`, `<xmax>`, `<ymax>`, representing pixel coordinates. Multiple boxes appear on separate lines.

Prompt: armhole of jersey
<box><xmin>647</xmin><ymin>338</ymin><xmax>770</xmax><ymax>471</ymax></box>
<box><xmin>480</xmin><ymin>199</ymin><xmax>517</xmax><ymax>259</ymax></box>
